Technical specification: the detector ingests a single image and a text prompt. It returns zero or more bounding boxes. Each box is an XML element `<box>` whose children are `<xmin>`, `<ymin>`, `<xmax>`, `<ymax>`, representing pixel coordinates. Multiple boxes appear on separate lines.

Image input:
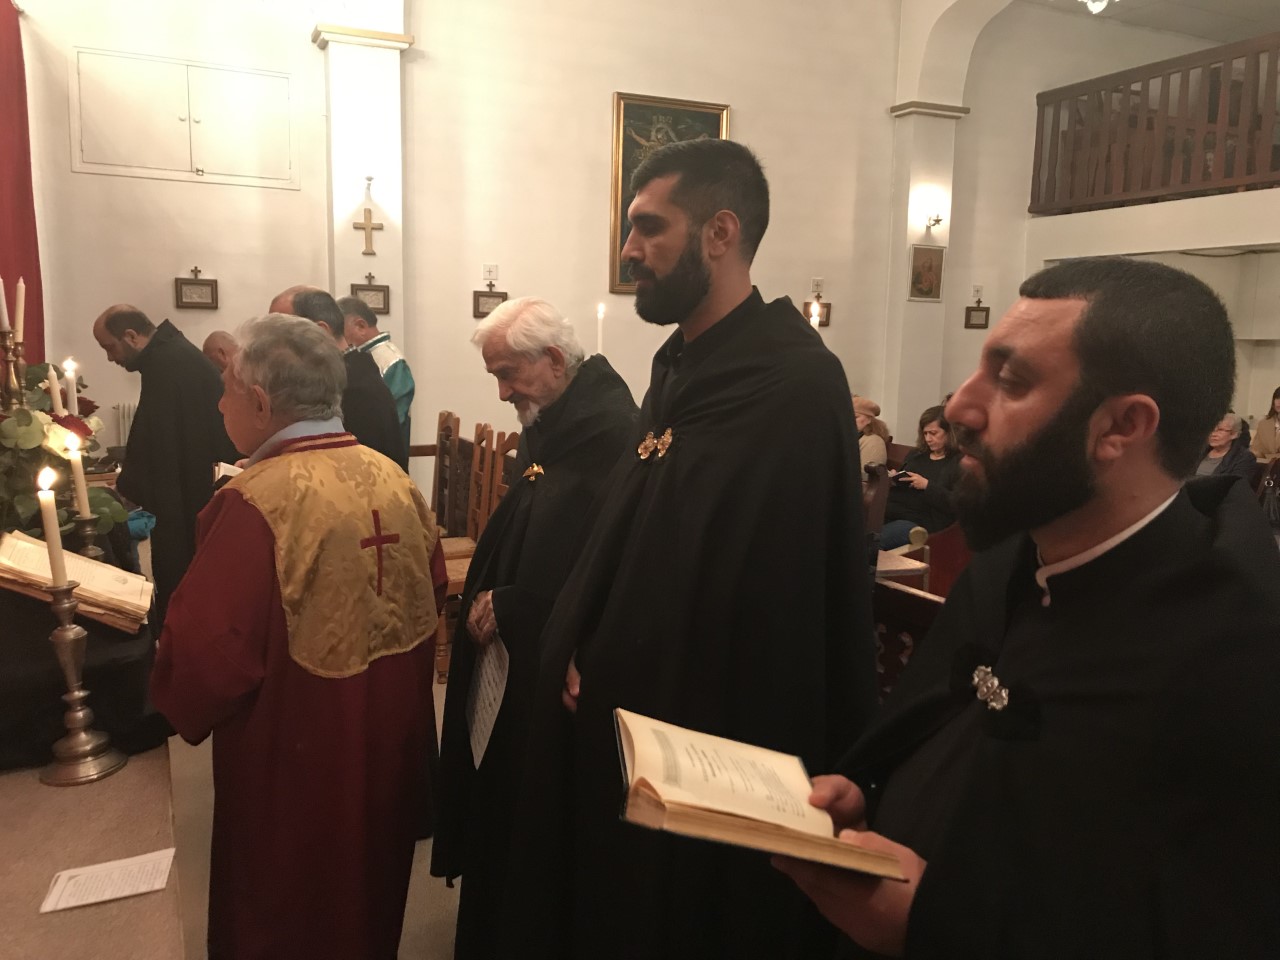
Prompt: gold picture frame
<box><xmin>473</xmin><ymin>290</ymin><xmax>508</xmax><ymax>319</ymax></box>
<box><xmin>610</xmin><ymin>92</ymin><xmax>729</xmax><ymax>294</ymax></box>
<box><xmin>908</xmin><ymin>244</ymin><xmax>945</xmax><ymax>302</ymax></box>
<box><xmin>174</xmin><ymin>277</ymin><xmax>218</xmax><ymax>309</ymax></box>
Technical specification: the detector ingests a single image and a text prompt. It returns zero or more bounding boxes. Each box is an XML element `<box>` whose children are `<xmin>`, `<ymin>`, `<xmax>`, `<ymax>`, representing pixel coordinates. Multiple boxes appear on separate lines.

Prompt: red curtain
<box><xmin>0</xmin><ymin>1</ymin><xmax>44</xmax><ymax>362</ymax></box>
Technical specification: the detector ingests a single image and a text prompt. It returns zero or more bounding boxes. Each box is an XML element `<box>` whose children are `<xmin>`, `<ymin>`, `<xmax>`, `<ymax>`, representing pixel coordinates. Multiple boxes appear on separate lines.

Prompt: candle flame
<box><xmin>63</xmin><ymin>358</ymin><xmax>77</xmax><ymax>375</ymax></box>
<box><xmin>66</xmin><ymin>434</ymin><xmax>81</xmax><ymax>453</ymax></box>
<box><xmin>597</xmin><ymin>302</ymin><xmax>605</xmax><ymax>321</ymax></box>
<box><xmin>38</xmin><ymin>467</ymin><xmax>57</xmax><ymax>491</ymax></box>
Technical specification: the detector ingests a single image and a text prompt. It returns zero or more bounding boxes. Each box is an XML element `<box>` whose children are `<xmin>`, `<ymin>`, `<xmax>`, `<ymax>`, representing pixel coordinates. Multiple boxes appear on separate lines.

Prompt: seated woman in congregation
<box><xmin>1196</xmin><ymin>412</ymin><xmax>1256</xmax><ymax>479</ymax></box>
<box><xmin>880</xmin><ymin>404</ymin><xmax>959</xmax><ymax>550</ymax></box>
<box><xmin>853</xmin><ymin>395</ymin><xmax>890</xmax><ymax>475</ymax></box>
<box><xmin>1250</xmin><ymin>386</ymin><xmax>1280</xmax><ymax>462</ymax></box>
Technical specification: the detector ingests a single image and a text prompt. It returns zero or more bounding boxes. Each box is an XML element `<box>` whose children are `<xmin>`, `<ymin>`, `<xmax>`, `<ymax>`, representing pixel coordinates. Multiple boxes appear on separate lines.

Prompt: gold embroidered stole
<box><xmin>227</xmin><ymin>436</ymin><xmax>439</xmax><ymax>678</ymax></box>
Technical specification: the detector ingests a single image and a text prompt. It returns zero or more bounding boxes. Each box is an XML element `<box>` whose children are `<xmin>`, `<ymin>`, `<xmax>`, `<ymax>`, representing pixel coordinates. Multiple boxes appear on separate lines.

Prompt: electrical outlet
<box><xmin>810</xmin><ymin>277</ymin><xmax>824</xmax><ymax>296</ymax></box>
<box><xmin>483</xmin><ymin>264</ymin><xmax>499</xmax><ymax>282</ymax></box>
<box><xmin>971</xmin><ymin>284</ymin><xmax>984</xmax><ymax>302</ymax></box>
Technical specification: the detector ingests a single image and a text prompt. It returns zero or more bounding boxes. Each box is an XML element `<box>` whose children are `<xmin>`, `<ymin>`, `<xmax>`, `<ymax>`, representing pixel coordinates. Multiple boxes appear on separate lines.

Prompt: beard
<box><xmin>952</xmin><ymin>387</ymin><xmax>1100</xmax><ymax>551</ymax></box>
<box><xmin>120</xmin><ymin>344</ymin><xmax>144</xmax><ymax>372</ymax></box>
<box><xmin>515</xmin><ymin>401</ymin><xmax>541</xmax><ymax>427</ymax></box>
<box><xmin>632</xmin><ymin>233</ymin><xmax>711</xmax><ymax>327</ymax></box>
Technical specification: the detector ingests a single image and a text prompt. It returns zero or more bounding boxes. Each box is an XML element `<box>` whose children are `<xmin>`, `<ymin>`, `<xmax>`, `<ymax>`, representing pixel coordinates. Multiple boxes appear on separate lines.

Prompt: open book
<box><xmin>0</xmin><ymin>531</ymin><xmax>152</xmax><ymax>633</ymax></box>
<box><xmin>615</xmin><ymin>709</ymin><xmax>905</xmax><ymax>880</ymax></box>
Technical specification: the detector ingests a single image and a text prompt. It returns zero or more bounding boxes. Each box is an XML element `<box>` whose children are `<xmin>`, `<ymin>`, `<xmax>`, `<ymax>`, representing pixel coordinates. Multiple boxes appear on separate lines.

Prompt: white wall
<box><xmin>21</xmin><ymin>0</ymin><xmax>330</xmax><ymax>444</ymax></box>
<box><xmin>941</xmin><ymin>1</ymin><xmax>1211</xmax><ymax>396</ymax></box>
<box><xmin>401</xmin><ymin>0</ymin><xmax>902</xmax><ymax>438</ymax></box>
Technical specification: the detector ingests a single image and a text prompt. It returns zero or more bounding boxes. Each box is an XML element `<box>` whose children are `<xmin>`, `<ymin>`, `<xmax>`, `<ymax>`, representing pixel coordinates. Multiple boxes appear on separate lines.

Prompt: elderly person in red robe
<box><xmin>151</xmin><ymin>313</ymin><xmax>446</xmax><ymax>960</ymax></box>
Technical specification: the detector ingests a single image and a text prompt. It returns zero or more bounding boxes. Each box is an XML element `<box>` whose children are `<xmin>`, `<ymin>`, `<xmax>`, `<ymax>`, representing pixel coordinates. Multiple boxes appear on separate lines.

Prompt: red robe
<box><xmin>151</xmin><ymin>434</ymin><xmax>446</xmax><ymax>960</ymax></box>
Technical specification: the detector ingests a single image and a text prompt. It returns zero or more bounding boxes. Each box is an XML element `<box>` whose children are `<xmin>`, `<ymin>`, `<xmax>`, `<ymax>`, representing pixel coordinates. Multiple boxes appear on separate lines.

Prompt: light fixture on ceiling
<box><xmin>1079</xmin><ymin>0</ymin><xmax>1115</xmax><ymax>13</ymax></box>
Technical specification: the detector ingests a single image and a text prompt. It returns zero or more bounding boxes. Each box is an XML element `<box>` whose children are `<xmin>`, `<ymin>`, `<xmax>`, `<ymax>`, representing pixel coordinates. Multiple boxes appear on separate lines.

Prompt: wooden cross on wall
<box><xmin>353</xmin><ymin>208</ymin><xmax>384</xmax><ymax>256</ymax></box>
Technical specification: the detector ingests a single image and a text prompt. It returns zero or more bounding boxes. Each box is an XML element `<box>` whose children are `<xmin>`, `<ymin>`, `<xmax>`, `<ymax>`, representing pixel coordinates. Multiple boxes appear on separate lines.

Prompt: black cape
<box><xmin>839</xmin><ymin>476</ymin><xmax>1280</xmax><ymax>958</ymax></box>
<box><xmin>116</xmin><ymin>320</ymin><xmax>237</xmax><ymax>627</ymax></box>
<box><xmin>501</xmin><ymin>290</ymin><xmax>878</xmax><ymax>960</ymax></box>
<box><xmin>343</xmin><ymin>350</ymin><xmax>407</xmax><ymax>470</ymax></box>
<box><xmin>430</xmin><ymin>355</ymin><xmax>637</xmax><ymax>958</ymax></box>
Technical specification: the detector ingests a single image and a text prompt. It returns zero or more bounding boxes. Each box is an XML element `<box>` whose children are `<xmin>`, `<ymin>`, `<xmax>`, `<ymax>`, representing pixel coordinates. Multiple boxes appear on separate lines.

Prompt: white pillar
<box><xmin>311</xmin><ymin>20</ymin><xmax>412</xmax><ymax>349</ymax></box>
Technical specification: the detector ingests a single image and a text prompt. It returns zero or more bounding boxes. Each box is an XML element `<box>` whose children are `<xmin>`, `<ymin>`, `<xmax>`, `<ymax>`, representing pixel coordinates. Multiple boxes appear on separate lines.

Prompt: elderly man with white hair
<box><xmin>431</xmin><ymin>296</ymin><xmax>637</xmax><ymax>958</ymax></box>
<box><xmin>151</xmin><ymin>314</ymin><xmax>447</xmax><ymax>960</ymax></box>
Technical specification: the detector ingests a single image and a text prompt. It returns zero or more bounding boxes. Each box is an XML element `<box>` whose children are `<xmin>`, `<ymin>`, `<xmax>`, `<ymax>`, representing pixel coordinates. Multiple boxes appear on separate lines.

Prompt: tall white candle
<box><xmin>0</xmin><ymin>275</ymin><xmax>9</xmax><ymax>332</ymax></box>
<box><xmin>37</xmin><ymin>467</ymin><xmax>68</xmax><ymax>587</ymax></box>
<box><xmin>63</xmin><ymin>359</ymin><xmax>78</xmax><ymax>416</ymax></box>
<box><xmin>809</xmin><ymin>301</ymin><xmax>821</xmax><ymax>328</ymax></box>
<box><xmin>596</xmin><ymin>302</ymin><xmax>605</xmax><ymax>354</ymax></box>
<box><xmin>13</xmin><ymin>277</ymin><xmax>24</xmax><ymax>343</ymax></box>
<box><xmin>66</xmin><ymin>434</ymin><xmax>92</xmax><ymax>518</ymax></box>
<box><xmin>47</xmin><ymin>368</ymin><xmax>67</xmax><ymax>415</ymax></box>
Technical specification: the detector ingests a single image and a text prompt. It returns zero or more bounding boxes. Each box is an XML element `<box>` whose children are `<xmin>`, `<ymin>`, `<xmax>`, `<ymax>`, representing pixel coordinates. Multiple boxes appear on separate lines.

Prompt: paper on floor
<box><xmin>40</xmin><ymin>848</ymin><xmax>175</xmax><ymax>913</ymax></box>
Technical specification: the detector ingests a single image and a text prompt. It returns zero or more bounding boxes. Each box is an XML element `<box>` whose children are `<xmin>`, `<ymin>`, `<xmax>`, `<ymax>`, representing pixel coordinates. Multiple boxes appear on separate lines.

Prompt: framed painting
<box><xmin>964</xmin><ymin>305</ymin><xmax>990</xmax><ymax>329</ymax></box>
<box><xmin>610</xmin><ymin>92</ymin><xmax>729</xmax><ymax>293</ymax></box>
<box><xmin>350</xmin><ymin>282</ymin><xmax>391</xmax><ymax>315</ymax></box>
<box><xmin>174</xmin><ymin>277</ymin><xmax>218</xmax><ymax>309</ymax></box>
<box><xmin>802</xmin><ymin>300</ymin><xmax>832</xmax><ymax>327</ymax></box>
<box><xmin>907</xmin><ymin>245</ymin><xmax>945</xmax><ymax>301</ymax></box>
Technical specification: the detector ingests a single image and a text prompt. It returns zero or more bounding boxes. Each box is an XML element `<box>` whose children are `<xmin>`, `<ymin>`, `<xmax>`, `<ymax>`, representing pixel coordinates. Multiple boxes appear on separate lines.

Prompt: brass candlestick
<box><xmin>0</xmin><ymin>330</ymin><xmax>22</xmax><ymax>412</ymax></box>
<box><xmin>40</xmin><ymin>581</ymin><xmax>127</xmax><ymax>786</ymax></box>
<box><xmin>72</xmin><ymin>514</ymin><xmax>105</xmax><ymax>561</ymax></box>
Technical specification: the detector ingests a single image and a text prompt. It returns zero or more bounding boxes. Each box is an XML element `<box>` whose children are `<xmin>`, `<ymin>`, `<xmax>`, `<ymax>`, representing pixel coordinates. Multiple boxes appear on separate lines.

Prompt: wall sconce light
<box><xmin>926</xmin><ymin>214</ymin><xmax>944</xmax><ymax>229</ymax></box>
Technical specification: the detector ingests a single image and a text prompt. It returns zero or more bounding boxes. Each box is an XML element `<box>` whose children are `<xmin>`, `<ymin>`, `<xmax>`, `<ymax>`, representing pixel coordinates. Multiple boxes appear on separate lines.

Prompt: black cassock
<box><xmin>839</xmin><ymin>476</ymin><xmax>1280</xmax><ymax>958</ymax></box>
<box><xmin>431</xmin><ymin>355</ymin><xmax>637</xmax><ymax>959</ymax></box>
<box><xmin>501</xmin><ymin>290</ymin><xmax>877</xmax><ymax>960</ymax></box>
<box><xmin>116</xmin><ymin>320</ymin><xmax>237</xmax><ymax>628</ymax></box>
<box><xmin>342</xmin><ymin>350</ymin><xmax>407</xmax><ymax>470</ymax></box>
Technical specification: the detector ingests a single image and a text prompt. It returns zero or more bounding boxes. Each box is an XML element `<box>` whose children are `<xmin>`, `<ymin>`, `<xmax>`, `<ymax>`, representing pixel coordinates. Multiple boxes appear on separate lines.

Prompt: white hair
<box><xmin>471</xmin><ymin>297</ymin><xmax>585</xmax><ymax>371</ymax></box>
<box><xmin>232</xmin><ymin>313</ymin><xmax>346</xmax><ymax>422</ymax></box>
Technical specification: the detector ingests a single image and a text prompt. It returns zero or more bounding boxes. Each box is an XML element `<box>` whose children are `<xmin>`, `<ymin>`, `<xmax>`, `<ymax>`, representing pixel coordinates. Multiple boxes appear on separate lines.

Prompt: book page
<box><xmin>617</xmin><ymin>709</ymin><xmax>833</xmax><ymax>838</ymax></box>
<box><xmin>466</xmin><ymin>636</ymin><xmax>509</xmax><ymax>768</ymax></box>
<box><xmin>0</xmin><ymin>532</ymin><xmax>152</xmax><ymax>613</ymax></box>
<box><xmin>40</xmin><ymin>848</ymin><xmax>174</xmax><ymax>913</ymax></box>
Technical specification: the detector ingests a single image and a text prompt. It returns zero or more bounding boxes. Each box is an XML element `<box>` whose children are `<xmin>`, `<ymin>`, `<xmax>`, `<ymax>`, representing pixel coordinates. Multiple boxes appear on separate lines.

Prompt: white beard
<box><xmin>516</xmin><ymin>403</ymin><xmax>541</xmax><ymax>427</ymax></box>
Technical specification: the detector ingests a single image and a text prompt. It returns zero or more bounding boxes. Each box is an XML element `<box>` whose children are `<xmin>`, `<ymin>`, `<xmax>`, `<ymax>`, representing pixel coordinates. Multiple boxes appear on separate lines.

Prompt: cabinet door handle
<box><xmin>178</xmin><ymin>115</ymin><xmax>187</xmax><ymax>121</ymax></box>
<box><xmin>192</xmin><ymin>117</ymin><xmax>201</xmax><ymax>124</ymax></box>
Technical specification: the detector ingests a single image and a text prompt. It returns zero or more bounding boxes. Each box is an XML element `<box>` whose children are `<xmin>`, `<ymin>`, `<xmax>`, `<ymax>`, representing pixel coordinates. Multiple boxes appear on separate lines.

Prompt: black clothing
<box><xmin>502</xmin><ymin>290</ymin><xmax>877</xmax><ymax>960</ymax></box>
<box><xmin>1199</xmin><ymin>439</ymin><xmax>1257</xmax><ymax>480</ymax></box>
<box><xmin>115</xmin><ymin>320</ymin><xmax>237</xmax><ymax>629</ymax></box>
<box><xmin>840</xmin><ymin>477</ymin><xmax>1280</xmax><ymax>958</ymax></box>
<box><xmin>342</xmin><ymin>350</ymin><xmax>407</xmax><ymax>470</ymax></box>
<box><xmin>431</xmin><ymin>355</ymin><xmax>637</xmax><ymax>959</ymax></box>
<box><xmin>885</xmin><ymin>449</ymin><xmax>959</xmax><ymax>532</ymax></box>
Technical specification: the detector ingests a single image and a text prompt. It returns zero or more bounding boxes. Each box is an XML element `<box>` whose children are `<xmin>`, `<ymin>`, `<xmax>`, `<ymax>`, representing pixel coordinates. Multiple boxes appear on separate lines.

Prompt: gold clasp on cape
<box><xmin>971</xmin><ymin>665</ymin><xmax>1009</xmax><ymax>711</ymax></box>
<box><xmin>522</xmin><ymin>463</ymin><xmax>545</xmax><ymax>482</ymax></box>
<box><xmin>638</xmin><ymin>427</ymin><xmax>674</xmax><ymax>460</ymax></box>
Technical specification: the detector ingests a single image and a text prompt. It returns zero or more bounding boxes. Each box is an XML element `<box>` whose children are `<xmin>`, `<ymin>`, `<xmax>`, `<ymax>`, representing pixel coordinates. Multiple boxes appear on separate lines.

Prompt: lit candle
<box><xmin>597</xmin><ymin>302</ymin><xmax>605</xmax><ymax>354</ymax></box>
<box><xmin>66</xmin><ymin>434</ymin><xmax>92</xmax><ymax>519</ymax></box>
<box><xmin>809</xmin><ymin>301</ymin><xmax>821</xmax><ymax>328</ymax></box>
<box><xmin>0</xmin><ymin>275</ymin><xmax>9</xmax><ymax>332</ymax></box>
<box><xmin>63</xmin><ymin>359</ymin><xmax>78</xmax><ymax>416</ymax></box>
<box><xmin>47</xmin><ymin>368</ymin><xmax>67</xmax><ymax>415</ymax></box>
<box><xmin>37</xmin><ymin>467</ymin><xmax>68</xmax><ymax>587</ymax></box>
<box><xmin>13</xmin><ymin>277</ymin><xmax>24</xmax><ymax>343</ymax></box>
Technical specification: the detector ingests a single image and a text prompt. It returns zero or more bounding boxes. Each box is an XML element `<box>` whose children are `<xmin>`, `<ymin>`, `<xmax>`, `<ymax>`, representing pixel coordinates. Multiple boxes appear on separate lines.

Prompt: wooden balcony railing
<box><xmin>1030</xmin><ymin>32</ymin><xmax>1280</xmax><ymax>215</ymax></box>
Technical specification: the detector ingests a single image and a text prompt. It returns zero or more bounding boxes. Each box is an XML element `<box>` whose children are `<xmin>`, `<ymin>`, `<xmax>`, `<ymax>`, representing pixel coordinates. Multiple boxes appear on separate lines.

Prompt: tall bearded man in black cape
<box><xmin>431</xmin><ymin>296</ymin><xmax>637</xmax><ymax>958</ymax></box>
<box><xmin>778</xmin><ymin>258</ymin><xmax>1280</xmax><ymax>958</ymax></box>
<box><xmin>499</xmin><ymin>140</ymin><xmax>876</xmax><ymax>959</ymax></box>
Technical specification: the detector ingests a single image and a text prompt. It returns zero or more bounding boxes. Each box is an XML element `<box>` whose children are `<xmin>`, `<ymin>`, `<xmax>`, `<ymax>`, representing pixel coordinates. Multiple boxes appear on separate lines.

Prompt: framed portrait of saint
<box><xmin>908</xmin><ymin>245</ymin><xmax>945</xmax><ymax>302</ymax></box>
<box><xmin>610</xmin><ymin>92</ymin><xmax>729</xmax><ymax>294</ymax></box>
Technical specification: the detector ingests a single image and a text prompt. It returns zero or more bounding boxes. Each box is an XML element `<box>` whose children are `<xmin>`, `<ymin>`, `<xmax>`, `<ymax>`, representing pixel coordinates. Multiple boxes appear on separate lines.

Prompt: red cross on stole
<box><xmin>359</xmin><ymin>509</ymin><xmax>400</xmax><ymax>596</ymax></box>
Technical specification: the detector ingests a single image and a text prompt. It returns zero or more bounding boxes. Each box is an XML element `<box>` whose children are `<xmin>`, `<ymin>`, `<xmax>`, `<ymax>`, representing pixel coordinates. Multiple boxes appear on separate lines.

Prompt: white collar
<box><xmin>246</xmin><ymin>417</ymin><xmax>345</xmax><ymax>466</ymax></box>
<box><xmin>1034</xmin><ymin>491</ymin><xmax>1179</xmax><ymax>606</ymax></box>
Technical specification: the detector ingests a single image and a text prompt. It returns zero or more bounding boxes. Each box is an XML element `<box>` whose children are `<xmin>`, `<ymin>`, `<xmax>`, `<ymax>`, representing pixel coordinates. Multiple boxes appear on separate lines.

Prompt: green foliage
<box><xmin>0</xmin><ymin>410</ymin><xmax>44</xmax><ymax>450</ymax></box>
